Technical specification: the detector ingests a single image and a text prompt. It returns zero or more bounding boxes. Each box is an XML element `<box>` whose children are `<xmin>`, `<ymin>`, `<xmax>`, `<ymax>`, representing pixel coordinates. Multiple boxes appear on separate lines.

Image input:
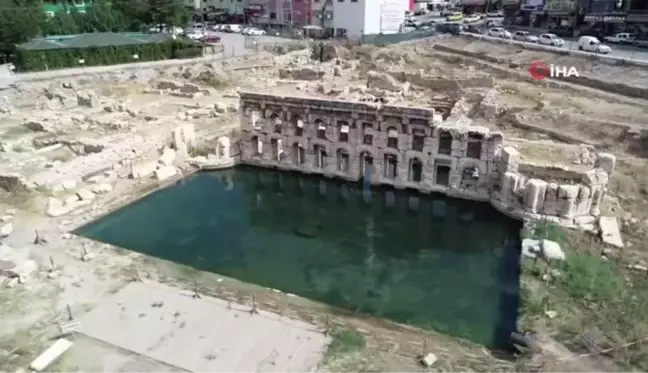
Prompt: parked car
<box><xmin>185</xmin><ymin>30</ymin><xmax>204</xmax><ymax>41</ymax></box>
<box><xmin>604</xmin><ymin>32</ymin><xmax>636</xmax><ymax>45</ymax></box>
<box><xmin>513</xmin><ymin>31</ymin><xmax>539</xmax><ymax>43</ymax></box>
<box><xmin>202</xmin><ymin>34</ymin><xmax>221</xmax><ymax>43</ymax></box>
<box><xmin>577</xmin><ymin>35</ymin><xmax>611</xmax><ymax>54</ymax></box>
<box><xmin>223</xmin><ymin>24</ymin><xmax>243</xmax><ymax>33</ymax></box>
<box><xmin>485</xmin><ymin>19</ymin><xmax>503</xmax><ymax>27</ymax></box>
<box><xmin>487</xmin><ymin>27</ymin><xmax>511</xmax><ymax>38</ymax></box>
<box><xmin>445</xmin><ymin>12</ymin><xmax>463</xmax><ymax>21</ymax></box>
<box><xmin>539</xmin><ymin>33</ymin><xmax>565</xmax><ymax>47</ymax></box>
<box><xmin>486</xmin><ymin>10</ymin><xmax>504</xmax><ymax>17</ymax></box>
<box><xmin>248</xmin><ymin>28</ymin><xmax>267</xmax><ymax>36</ymax></box>
<box><xmin>441</xmin><ymin>9</ymin><xmax>459</xmax><ymax>17</ymax></box>
<box><xmin>463</xmin><ymin>14</ymin><xmax>481</xmax><ymax>23</ymax></box>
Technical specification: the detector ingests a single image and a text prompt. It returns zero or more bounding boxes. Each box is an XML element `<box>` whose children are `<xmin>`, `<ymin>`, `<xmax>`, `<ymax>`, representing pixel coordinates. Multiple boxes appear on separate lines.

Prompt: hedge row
<box><xmin>13</xmin><ymin>40</ymin><xmax>203</xmax><ymax>72</ymax></box>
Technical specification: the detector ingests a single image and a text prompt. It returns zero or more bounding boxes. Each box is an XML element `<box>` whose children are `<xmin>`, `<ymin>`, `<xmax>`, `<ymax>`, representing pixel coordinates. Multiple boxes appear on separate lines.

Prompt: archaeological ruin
<box><xmin>236</xmin><ymin>92</ymin><xmax>615</xmax><ymax>228</ymax></box>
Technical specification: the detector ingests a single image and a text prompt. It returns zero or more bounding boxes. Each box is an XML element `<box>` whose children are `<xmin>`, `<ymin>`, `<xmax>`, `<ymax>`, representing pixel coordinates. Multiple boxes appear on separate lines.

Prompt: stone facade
<box><xmin>234</xmin><ymin>92</ymin><xmax>614</xmax><ymax>227</ymax></box>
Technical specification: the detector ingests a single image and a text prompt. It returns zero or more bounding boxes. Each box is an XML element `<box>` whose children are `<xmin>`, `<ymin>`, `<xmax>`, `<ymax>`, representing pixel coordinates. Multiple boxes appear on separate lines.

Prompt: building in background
<box><xmin>461</xmin><ymin>0</ymin><xmax>500</xmax><ymax>14</ymax></box>
<box><xmin>42</xmin><ymin>0</ymin><xmax>92</xmax><ymax>17</ymax></box>
<box><xmin>314</xmin><ymin>0</ymin><xmax>407</xmax><ymax>39</ymax></box>
<box><xmin>291</xmin><ymin>0</ymin><xmax>313</xmax><ymax>25</ymax></box>
<box><xmin>187</xmin><ymin>0</ymin><xmax>247</xmax><ymax>13</ymax></box>
<box><xmin>501</xmin><ymin>0</ymin><xmax>521</xmax><ymax>23</ymax></box>
<box><xmin>414</xmin><ymin>0</ymin><xmax>451</xmax><ymax>12</ymax></box>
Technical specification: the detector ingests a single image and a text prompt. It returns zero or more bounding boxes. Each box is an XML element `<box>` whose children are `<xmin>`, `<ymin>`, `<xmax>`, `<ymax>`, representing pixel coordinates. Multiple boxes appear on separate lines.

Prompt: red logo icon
<box><xmin>529</xmin><ymin>60</ymin><xmax>549</xmax><ymax>80</ymax></box>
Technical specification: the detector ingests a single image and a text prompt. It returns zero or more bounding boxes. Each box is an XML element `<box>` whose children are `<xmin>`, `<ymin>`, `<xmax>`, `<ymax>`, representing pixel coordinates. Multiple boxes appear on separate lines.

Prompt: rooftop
<box><xmin>17</xmin><ymin>32</ymin><xmax>175</xmax><ymax>51</ymax></box>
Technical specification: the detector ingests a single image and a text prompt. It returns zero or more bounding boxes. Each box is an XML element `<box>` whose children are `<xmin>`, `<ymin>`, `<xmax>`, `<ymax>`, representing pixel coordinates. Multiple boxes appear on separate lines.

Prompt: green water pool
<box><xmin>75</xmin><ymin>166</ymin><xmax>523</xmax><ymax>349</ymax></box>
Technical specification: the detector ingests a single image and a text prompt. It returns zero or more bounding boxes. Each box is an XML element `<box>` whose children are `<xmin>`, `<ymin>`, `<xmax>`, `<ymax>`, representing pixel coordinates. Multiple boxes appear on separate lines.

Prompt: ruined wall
<box><xmin>491</xmin><ymin>147</ymin><xmax>614</xmax><ymax>227</ymax></box>
<box><xmin>237</xmin><ymin>92</ymin><xmax>613</xmax><ymax>226</ymax></box>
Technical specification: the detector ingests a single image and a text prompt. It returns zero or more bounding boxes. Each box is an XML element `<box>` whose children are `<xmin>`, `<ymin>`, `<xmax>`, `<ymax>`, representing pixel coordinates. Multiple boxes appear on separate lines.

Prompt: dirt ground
<box><xmin>1</xmin><ymin>39</ymin><xmax>648</xmax><ymax>372</ymax></box>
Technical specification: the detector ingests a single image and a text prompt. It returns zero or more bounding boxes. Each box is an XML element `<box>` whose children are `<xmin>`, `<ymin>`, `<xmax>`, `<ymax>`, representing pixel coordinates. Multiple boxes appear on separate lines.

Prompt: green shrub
<box><xmin>13</xmin><ymin>40</ymin><xmax>202</xmax><ymax>72</ymax></box>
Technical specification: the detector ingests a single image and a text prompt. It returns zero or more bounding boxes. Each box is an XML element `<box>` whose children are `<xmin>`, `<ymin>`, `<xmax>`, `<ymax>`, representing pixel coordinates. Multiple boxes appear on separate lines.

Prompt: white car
<box><xmin>604</xmin><ymin>32</ymin><xmax>636</xmax><ymax>45</ymax></box>
<box><xmin>485</xmin><ymin>19</ymin><xmax>503</xmax><ymax>27</ymax></box>
<box><xmin>486</xmin><ymin>10</ymin><xmax>504</xmax><ymax>17</ymax></box>
<box><xmin>463</xmin><ymin>15</ymin><xmax>481</xmax><ymax>23</ymax></box>
<box><xmin>487</xmin><ymin>27</ymin><xmax>511</xmax><ymax>38</ymax></box>
<box><xmin>246</xmin><ymin>28</ymin><xmax>267</xmax><ymax>36</ymax></box>
<box><xmin>577</xmin><ymin>36</ymin><xmax>611</xmax><ymax>54</ymax></box>
<box><xmin>539</xmin><ymin>33</ymin><xmax>565</xmax><ymax>47</ymax></box>
<box><xmin>241</xmin><ymin>27</ymin><xmax>266</xmax><ymax>36</ymax></box>
<box><xmin>513</xmin><ymin>31</ymin><xmax>539</xmax><ymax>43</ymax></box>
<box><xmin>185</xmin><ymin>30</ymin><xmax>204</xmax><ymax>41</ymax></box>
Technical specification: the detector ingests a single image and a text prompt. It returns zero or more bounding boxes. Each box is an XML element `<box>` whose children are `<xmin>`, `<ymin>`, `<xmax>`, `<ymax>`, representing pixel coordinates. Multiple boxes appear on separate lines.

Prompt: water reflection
<box><xmin>75</xmin><ymin>166</ymin><xmax>522</xmax><ymax>349</ymax></box>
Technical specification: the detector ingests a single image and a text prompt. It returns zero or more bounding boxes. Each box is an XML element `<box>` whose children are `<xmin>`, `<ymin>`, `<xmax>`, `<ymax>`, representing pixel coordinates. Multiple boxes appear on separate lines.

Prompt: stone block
<box><xmin>582</xmin><ymin>168</ymin><xmax>609</xmax><ymax>187</ymax></box>
<box><xmin>171</xmin><ymin>123</ymin><xmax>196</xmax><ymax>153</ymax></box>
<box><xmin>46</xmin><ymin>197</ymin><xmax>68</xmax><ymax>217</ymax></box>
<box><xmin>154</xmin><ymin>166</ymin><xmax>178</xmax><ymax>181</ymax></box>
<box><xmin>500</xmin><ymin>172</ymin><xmax>519</xmax><ymax>201</ymax></box>
<box><xmin>557</xmin><ymin>184</ymin><xmax>580</xmax><ymax>218</ymax></box>
<box><xmin>89</xmin><ymin>183</ymin><xmax>113</xmax><ymax>194</ymax></box>
<box><xmin>158</xmin><ymin>147</ymin><xmax>176</xmax><ymax>166</ymax></box>
<box><xmin>599</xmin><ymin>216</ymin><xmax>624</xmax><ymax>248</ymax></box>
<box><xmin>76</xmin><ymin>188</ymin><xmax>95</xmax><ymax>201</ymax></box>
<box><xmin>595</xmin><ymin>152</ymin><xmax>616</xmax><ymax>175</ymax></box>
<box><xmin>130</xmin><ymin>161</ymin><xmax>158</xmax><ymax>179</ymax></box>
<box><xmin>574</xmin><ymin>185</ymin><xmax>592</xmax><ymax>216</ymax></box>
<box><xmin>542</xmin><ymin>183</ymin><xmax>559</xmax><ymax>215</ymax></box>
<box><xmin>523</xmin><ymin>179</ymin><xmax>547</xmax><ymax>213</ymax></box>
<box><xmin>500</xmin><ymin>146</ymin><xmax>519</xmax><ymax>170</ymax></box>
<box><xmin>0</xmin><ymin>222</ymin><xmax>12</xmax><ymax>237</ymax></box>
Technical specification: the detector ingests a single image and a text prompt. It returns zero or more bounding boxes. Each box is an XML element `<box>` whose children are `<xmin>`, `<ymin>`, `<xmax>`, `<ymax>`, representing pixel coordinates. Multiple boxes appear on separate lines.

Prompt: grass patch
<box><xmin>520</xmin><ymin>221</ymin><xmax>648</xmax><ymax>370</ymax></box>
<box><xmin>326</xmin><ymin>329</ymin><xmax>366</xmax><ymax>358</ymax></box>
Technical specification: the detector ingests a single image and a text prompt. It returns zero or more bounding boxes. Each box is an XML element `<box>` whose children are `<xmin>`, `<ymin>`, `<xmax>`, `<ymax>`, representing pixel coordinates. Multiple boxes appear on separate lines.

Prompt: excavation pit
<box><xmin>75</xmin><ymin>166</ymin><xmax>523</xmax><ymax>349</ymax></box>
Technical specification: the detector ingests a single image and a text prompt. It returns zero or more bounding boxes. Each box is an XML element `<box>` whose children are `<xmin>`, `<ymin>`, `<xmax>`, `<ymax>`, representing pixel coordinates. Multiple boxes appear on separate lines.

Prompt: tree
<box><xmin>83</xmin><ymin>0</ymin><xmax>128</xmax><ymax>32</ymax></box>
<box><xmin>111</xmin><ymin>0</ymin><xmax>152</xmax><ymax>30</ymax></box>
<box><xmin>43</xmin><ymin>5</ymin><xmax>79</xmax><ymax>36</ymax></box>
<box><xmin>0</xmin><ymin>0</ymin><xmax>46</xmax><ymax>53</ymax></box>
<box><xmin>148</xmin><ymin>0</ymin><xmax>189</xmax><ymax>28</ymax></box>
<box><xmin>69</xmin><ymin>7</ymin><xmax>89</xmax><ymax>33</ymax></box>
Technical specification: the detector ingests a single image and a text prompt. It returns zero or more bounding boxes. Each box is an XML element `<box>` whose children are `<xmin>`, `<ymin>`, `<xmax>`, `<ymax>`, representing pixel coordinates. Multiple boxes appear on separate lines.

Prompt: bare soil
<box><xmin>1</xmin><ymin>39</ymin><xmax>648</xmax><ymax>373</ymax></box>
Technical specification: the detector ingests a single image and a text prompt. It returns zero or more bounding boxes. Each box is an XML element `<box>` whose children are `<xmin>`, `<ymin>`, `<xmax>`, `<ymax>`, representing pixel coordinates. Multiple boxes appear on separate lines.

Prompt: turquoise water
<box><xmin>75</xmin><ymin>166</ymin><xmax>523</xmax><ymax>349</ymax></box>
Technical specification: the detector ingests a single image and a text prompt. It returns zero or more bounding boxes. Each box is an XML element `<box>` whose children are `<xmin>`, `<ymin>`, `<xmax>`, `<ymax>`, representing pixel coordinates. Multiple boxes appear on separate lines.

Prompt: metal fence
<box><xmin>360</xmin><ymin>29</ymin><xmax>442</xmax><ymax>45</ymax></box>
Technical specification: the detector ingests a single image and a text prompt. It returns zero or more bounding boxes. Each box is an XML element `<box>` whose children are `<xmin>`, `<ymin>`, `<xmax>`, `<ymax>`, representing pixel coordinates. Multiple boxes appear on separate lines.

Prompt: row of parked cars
<box><xmin>481</xmin><ymin>28</ymin><xmax>612</xmax><ymax>54</ymax></box>
<box><xmin>601</xmin><ymin>32</ymin><xmax>648</xmax><ymax>48</ymax></box>
<box><xmin>187</xmin><ymin>23</ymin><xmax>267</xmax><ymax>36</ymax></box>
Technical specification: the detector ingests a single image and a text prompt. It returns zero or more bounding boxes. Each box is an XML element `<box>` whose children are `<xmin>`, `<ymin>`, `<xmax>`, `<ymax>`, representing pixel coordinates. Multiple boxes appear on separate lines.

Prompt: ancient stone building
<box><xmin>237</xmin><ymin>92</ymin><xmax>614</xmax><ymax>227</ymax></box>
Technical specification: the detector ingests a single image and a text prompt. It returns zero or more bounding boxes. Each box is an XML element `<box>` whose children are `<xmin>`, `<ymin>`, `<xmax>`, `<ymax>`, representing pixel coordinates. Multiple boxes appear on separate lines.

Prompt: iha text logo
<box><xmin>528</xmin><ymin>60</ymin><xmax>580</xmax><ymax>80</ymax></box>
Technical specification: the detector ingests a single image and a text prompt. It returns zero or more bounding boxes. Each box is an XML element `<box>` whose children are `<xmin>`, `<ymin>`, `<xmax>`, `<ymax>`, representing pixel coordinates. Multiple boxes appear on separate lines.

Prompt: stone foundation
<box><xmin>227</xmin><ymin>92</ymin><xmax>613</xmax><ymax>227</ymax></box>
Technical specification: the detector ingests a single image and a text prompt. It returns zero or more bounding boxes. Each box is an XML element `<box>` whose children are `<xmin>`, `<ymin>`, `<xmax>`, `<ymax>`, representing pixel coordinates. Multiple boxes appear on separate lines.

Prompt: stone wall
<box><xmin>491</xmin><ymin>147</ymin><xmax>613</xmax><ymax>228</ymax></box>
<box><xmin>237</xmin><ymin>92</ymin><xmax>614</xmax><ymax>227</ymax></box>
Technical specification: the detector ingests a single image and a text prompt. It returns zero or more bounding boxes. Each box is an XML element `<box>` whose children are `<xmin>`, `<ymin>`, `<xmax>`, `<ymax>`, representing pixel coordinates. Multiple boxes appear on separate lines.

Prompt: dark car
<box><xmin>202</xmin><ymin>35</ymin><xmax>221</xmax><ymax>43</ymax></box>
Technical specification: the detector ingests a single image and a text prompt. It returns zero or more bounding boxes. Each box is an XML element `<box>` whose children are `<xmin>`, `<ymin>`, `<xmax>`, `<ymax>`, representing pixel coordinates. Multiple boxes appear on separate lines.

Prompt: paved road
<box><xmin>414</xmin><ymin>14</ymin><xmax>648</xmax><ymax>61</ymax></box>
